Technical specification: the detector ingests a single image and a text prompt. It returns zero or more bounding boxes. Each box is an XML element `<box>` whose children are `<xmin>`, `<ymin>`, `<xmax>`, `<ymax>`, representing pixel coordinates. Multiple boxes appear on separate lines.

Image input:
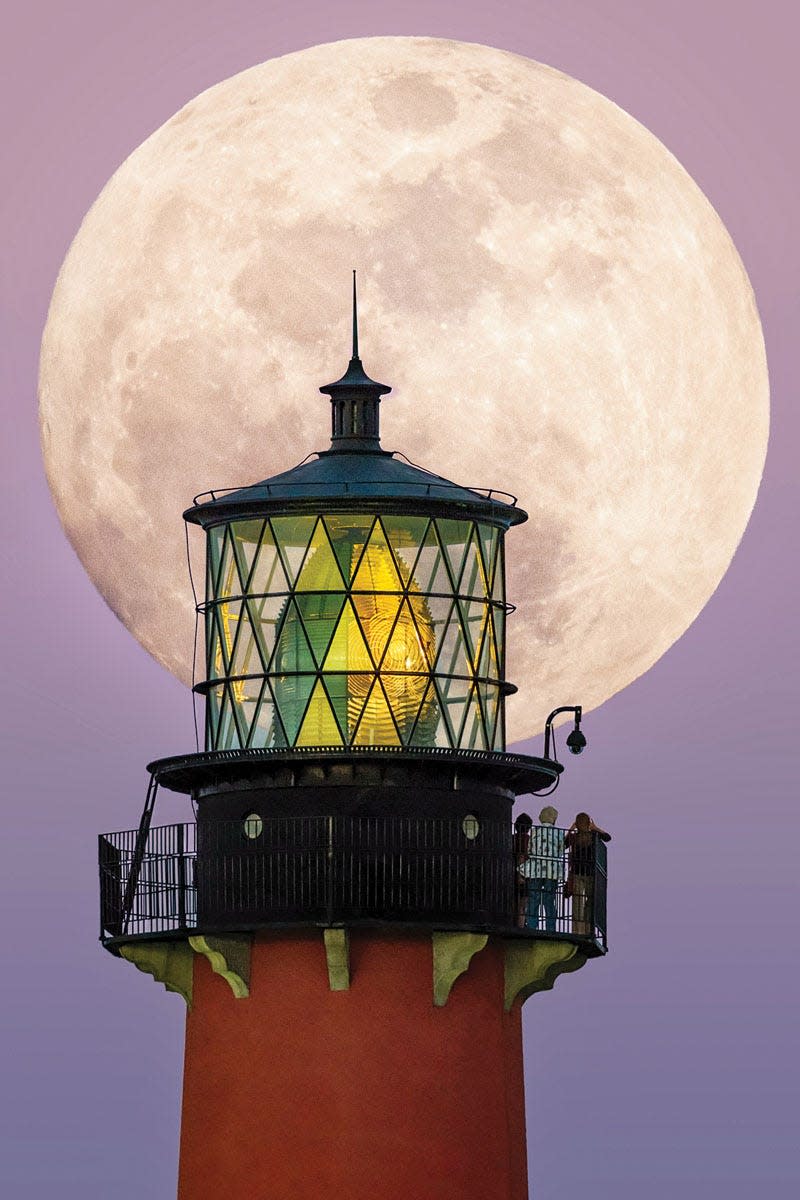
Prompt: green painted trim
<box><xmin>504</xmin><ymin>940</ymin><xmax>588</xmax><ymax>1011</ymax></box>
<box><xmin>119</xmin><ymin>941</ymin><xmax>194</xmax><ymax>1007</ymax></box>
<box><xmin>432</xmin><ymin>931</ymin><xmax>489</xmax><ymax>1007</ymax></box>
<box><xmin>189</xmin><ymin>935</ymin><xmax>251</xmax><ymax>999</ymax></box>
<box><xmin>323</xmin><ymin>929</ymin><xmax>350</xmax><ymax>991</ymax></box>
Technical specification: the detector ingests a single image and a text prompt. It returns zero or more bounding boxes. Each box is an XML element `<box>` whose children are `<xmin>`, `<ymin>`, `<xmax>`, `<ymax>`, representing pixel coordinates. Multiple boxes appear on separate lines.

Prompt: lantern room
<box><xmin>186</xmin><ymin>277</ymin><xmax>523</xmax><ymax>759</ymax></box>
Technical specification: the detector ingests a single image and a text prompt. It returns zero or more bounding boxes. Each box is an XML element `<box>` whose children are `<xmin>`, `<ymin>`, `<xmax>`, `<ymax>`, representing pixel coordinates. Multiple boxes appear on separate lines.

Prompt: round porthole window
<box><xmin>243</xmin><ymin>813</ymin><xmax>263</xmax><ymax>839</ymax></box>
<box><xmin>462</xmin><ymin>814</ymin><xmax>480</xmax><ymax>840</ymax></box>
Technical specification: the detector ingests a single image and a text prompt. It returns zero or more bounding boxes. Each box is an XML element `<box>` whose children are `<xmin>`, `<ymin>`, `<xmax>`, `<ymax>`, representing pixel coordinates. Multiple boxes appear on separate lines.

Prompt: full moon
<box><xmin>39</xmin><ymin>37</ymin><xmax>768</xmax><ymax>744</ymax></box>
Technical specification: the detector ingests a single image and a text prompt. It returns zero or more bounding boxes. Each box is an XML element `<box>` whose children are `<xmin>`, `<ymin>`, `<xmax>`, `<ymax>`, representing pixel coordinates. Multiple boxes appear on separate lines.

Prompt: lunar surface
<box><xmin>39</xmin><ymin>37</ymin><xmax>769</xmax><ymax>744</ymax></box>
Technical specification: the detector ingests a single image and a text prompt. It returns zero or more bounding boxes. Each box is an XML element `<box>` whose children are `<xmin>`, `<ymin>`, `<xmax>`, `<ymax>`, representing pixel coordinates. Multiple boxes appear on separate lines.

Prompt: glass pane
<box><xmin>492</xmin><ymin>604</ymin><xmax>506</xmax><ymax>674</ymax></box>
<box><xmin>250</xmin><ymin>594</ymin><xmax>287</xmax><ymax>671</ymax></box>
<box><xmin>270</xmin><ymin>515</ymin><xmax>317</xmax><ymax>585</ymax></box>
<box><xmin>495</xmin><ymin>694</ymin><xmax>506</xmax><ymax>752</ymax></box>
<box><xmin>413</xmin><ymin>522</ymin><xmax>452</xmax><ymax>595</ymax></box>
<box><xmin>491</xmin><ymin>541</ymin><xmax>506</xmax><ymax>607</ymax></box>
<box><xmin>434</xmin><ymin>517</ymin><xmax>471</xmax><ymax>591</ymax></box>
<box><xmin>297</xmin><ymin>678</ymin><xmax>345</xmax><ymax>746</ymax></box>
<box><xmin>248</xmin><ymin>522</ymin><xmax>289</xmax><ymax>595</ymax></box>
<box><xmin>406</xmin><ymin>593</ymin><xmax>437</xmax><ymax>669</ymax></box>
<box><xmin>382</xmin><ymin>515</ymin><xmax>432</xmax><ymax>581</ymax></box>
<box><xmin>377</xmin><ymin>597</ymin><xmax>435</xmax><ymax>674</ymax></box>
<box><xmin>381</xmin><ymin>672</ymin><xmax>436</xmax><ymax>746</ymax></box>
<box><xmin>237</xmin><ymin>679</ymin><xmax>266</xmax><ymax>747</ymax></box>
<box><xmin>432</xmin><ymin>706</ymin><xmax>452</xmax><ymax>748</ymax></box>
<box><xmin>213</xmin><ymin>525</ymin><xmax>239</xmax><ymax>599</ymax></box>
<box><xmin>463</xmin><ymin>685</ymin><xmax>488</xmax><ymax>750</ymax></box>
<box><xmin>228</xmin><ymin>680</ymin><xmax>250</xmax><ymax>747</ymax></box>
<box><xmin>211</xmin><ymin>599</ymin><xmax>242</xmax><ymax>675</ymax></box>
<box><xmin>294</xmin><ymin>592</ymin><xmax>347</xmax><ymax>668</ymax></box>
<box><xmin>459</xmin><ymin>527</ymin><xmax>488</xmax><ymax>598</ymax></box>
<box><xmin>230</xmin><ymin>600</ymin><xmax>269</xmax><ymax>678</ymax></box>
<box><xmin>272</xmin><ymin>672</ymin><xmax>316</xmax><ymax>746</ymax></box>
<box><xmin>243</xmin><ymin>680</ymin><xmax>268</xmax><ymax>749</ymax></box>
<box><xmin>353</xmin><ymin>592</ymin><xmax>402</xmax><ymax>670</ymax></box>
<box><xmin>272</xmin><ymin>597</ymin><xmax>316</xmax><ymax>674</ymax></box>
<box><xmin>208</xmin><ymin>525</ymin><xmax>230</xmax><ymax>600</ymax></box>
<box><xmin>477</xmin><ymin>524</ymin><xmax>498</xmax><ymax>592</ymax></box>
<box><xmin>459</xmin><ymin>599</ymin><xmax>488</xmax><ymax>666</ymax></box>
<box><xmin>352</xmin><ymin>519</ymin><xmax>403</xmax><ymax>593</ymax></box>
<box><xmin>476</xmin><ymin>607</ymin><xmax>499</xmax><ymax>682</ymax></box>
<box><xmin>479</xmin><ymin>683</ymin><xmax>500</xmax><ymax>750</ymax></box>
<box><xmin>345</xmin><ymin>672</ymin><xmax>374</xmax><ymax>742</ymax></box>
<box><xmin>207</xmin><ymin>526</ymin><xmax>225</xmax><ymax>599</ymax></box>
<box><xmin>434</xmin><ymin>603</ymin><xmax>470</xmax><ymax>678</ymax></box>
<box><xmin>321</xmin><ymin>514</ymin><xmax>376</xmax><ymax>585</ymax></box>
<box><xmin>434</xmin><ymin>675</ymin><xmax>471</xmax><ymax>747</ymax></box>
<box><xmin>264</xmin><ymin>679</ymin><xmax>289</xmax><ymax>748</ymax></box>
<box><xmin>405</xmin><ymin>679</ymin><xmax>439</xmax><ymax>748</ymax></box>
<box><xmin>427</xmin><ymin>593</ymin><xmax>453</xmax><ymax>640</ymax></box>
<box><xmin>231</xmin><ymin>519</ymin><xmax>267</xmax><ymax>592</ymax></box>
<box><xmin>295</xmin><ymin>518</ymin><xmax>346</xmax><ymax>592</ymax></box>
<box><xmin>206</xmin><ymin>684</ymin><xmax>222</xmax><ymax>748</ymax></box>
<box><xmin>321</xmin><ymin>671</ymin><xmax>348</xmax><ymax>740</ymax></box>
<box><xmin>216</xmin><ymin>683</ymin><xmax>240</xmax><ymax>750</ymax></box>
<box><xmin>352</xmin><ymin>677</ymin><xmax>402</xmax><ymax>746</ymax></box>
<box><xmin>205</xmin><ymin>607</ymin><xmax>220</xmax><ymax>679</ymax></box>
<box><xmin>321</xmin><ymin>599</ymin><xmax>367</xmax><ymax>670</ymax></box>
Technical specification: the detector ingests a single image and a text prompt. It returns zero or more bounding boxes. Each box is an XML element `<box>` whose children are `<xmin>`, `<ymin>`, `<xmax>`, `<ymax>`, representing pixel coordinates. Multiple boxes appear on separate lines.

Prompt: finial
<box><xmin>319</xmin><ymin>272</ymin><xmax>391</xmax><ymax>453</ymax></box>
<box><xmin>352</xmin><ymin>270</ymin><xmax>359</xmax><ymax>360</ymax></box>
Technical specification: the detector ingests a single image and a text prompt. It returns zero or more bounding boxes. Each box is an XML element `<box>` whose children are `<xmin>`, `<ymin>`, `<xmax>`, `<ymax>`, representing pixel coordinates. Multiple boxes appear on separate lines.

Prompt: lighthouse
<box><xmin>99</xmin><ymin>279</ymin><xmax>608</xmax><ymax>1199</ymax></box>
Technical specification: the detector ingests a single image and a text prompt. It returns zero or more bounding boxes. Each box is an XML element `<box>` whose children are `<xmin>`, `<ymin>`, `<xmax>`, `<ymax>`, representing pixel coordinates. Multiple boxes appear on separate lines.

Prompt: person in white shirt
<box><xmin>520</xmin><ymin>806</ymin><xmax>565</xmax><ymax>931</ymax></box>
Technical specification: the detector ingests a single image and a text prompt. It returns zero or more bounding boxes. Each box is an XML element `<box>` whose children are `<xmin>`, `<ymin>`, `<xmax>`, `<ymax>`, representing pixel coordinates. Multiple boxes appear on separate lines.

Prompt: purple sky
<box><xmin>1</xmin><ymin>3</ymin><xmax>797</xmax><ymax>1197</ymax></box>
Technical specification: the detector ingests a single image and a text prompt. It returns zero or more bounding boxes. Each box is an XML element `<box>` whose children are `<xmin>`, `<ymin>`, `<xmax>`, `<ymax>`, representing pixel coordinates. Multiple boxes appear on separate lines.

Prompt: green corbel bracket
<box><xmin>504</xmin><ymin>940</ymin><xmax>588</xmax><ymax>1011</ymax></box>
<box><xmin>120</xmin><ymin>940</ymin><xmax>194</xmax><ymax>1008</ymax></box>
<box><xmin>323</xmin><ymin>929</ymin><xmax>350</xmax><ymax>991</ymax></box>
<box><xmin>189</xmin><ymin>934</ymin><xmax>251</xmax><ymax>999</ymax></box>
<box><xmin>432</xmin><ymin>931</ymin><xmax>489</xmax><ymax>1007</ymax></box>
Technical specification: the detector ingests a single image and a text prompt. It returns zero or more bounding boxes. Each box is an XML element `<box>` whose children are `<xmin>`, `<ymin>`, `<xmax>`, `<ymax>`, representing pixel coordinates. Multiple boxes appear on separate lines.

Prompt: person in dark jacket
<box><xmin>513</xmin><ymin>813</ymin><xmax>533</xmax><ymax>928</ymax></box>
<box><xmin>565</xmin><ymin>812</ymin><xmax>611</xmax><ymax>935</ymax></box>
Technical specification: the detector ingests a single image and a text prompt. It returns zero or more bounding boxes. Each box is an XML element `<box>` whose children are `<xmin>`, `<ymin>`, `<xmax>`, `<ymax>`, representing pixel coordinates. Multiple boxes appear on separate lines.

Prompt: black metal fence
<box><xmin>99</xmin><ymin>818</ymin><xmax>607</xmax><ymax>948</ymax></box>
<box><xmin>99</xmin><ymin>823</ymin><xmax>197</xmax><ymax>940</ymax></box>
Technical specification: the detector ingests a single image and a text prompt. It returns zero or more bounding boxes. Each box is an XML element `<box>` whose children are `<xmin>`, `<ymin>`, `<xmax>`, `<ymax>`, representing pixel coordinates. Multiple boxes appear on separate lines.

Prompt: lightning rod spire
<box><xmin>319</xmin><ymin>271</ymin><xmax>391</xmax><ymax>453</ymax></box>
<box><xmin>352</xmin><ymin>269</ymin><xmax>359</xmax><ymax>360</ymax></box>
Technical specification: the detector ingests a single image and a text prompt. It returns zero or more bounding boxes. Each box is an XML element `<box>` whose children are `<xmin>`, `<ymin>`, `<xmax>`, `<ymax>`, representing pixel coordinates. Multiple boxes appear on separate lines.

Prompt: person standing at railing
<box><xmin>520</xmin><ymin>807</ymin><xmax>564</xmax><ymax>932</ymax></box>
<box><xmin>564</xmin><ymin>813</ymin><xmax>611</xmax><ymax>936</ymax></box>
<box><xmin>513</xmin><ymin>813</ymin><xmax>533</xmax><ymax>927</ymax></box>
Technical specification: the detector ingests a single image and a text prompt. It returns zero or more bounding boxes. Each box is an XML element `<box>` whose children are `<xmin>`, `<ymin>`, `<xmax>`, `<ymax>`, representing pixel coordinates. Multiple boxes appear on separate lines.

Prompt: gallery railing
<box><xmin>99</xmin><ymin>818</ymin><xmax>607</xmax><ymax>950</ymax></box>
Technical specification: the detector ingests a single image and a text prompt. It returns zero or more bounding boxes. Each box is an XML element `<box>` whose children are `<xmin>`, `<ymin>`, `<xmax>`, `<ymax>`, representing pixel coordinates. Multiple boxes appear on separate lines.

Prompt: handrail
<box><xmin>99</xmin><ymin>818</ymin><xmax>607</xmax><ymax>951</ymax></box>
<box><xmin>191</xmin><ymin>480</ymin><xmax>520</xmax><ymax>506</ymax></box>
<box><xmin>119</xmin><ymin>774</ymin><xmax>159</xmax><ymax>936</ymax></box>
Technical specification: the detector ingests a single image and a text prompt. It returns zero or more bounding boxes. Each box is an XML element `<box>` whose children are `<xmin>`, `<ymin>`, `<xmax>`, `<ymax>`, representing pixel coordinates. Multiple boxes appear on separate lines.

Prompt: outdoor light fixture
<box><xmin>543</xmin><ymin>705</ymin><xmax>586</xmax><ymax>761</ymax></box>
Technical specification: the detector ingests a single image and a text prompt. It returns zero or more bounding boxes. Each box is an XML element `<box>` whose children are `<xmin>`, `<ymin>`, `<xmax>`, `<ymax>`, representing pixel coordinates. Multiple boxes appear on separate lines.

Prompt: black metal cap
<box><xmin>185</xmin><ymin>446</ymin><xmax>527</xmax><ymax>528</ymax></box>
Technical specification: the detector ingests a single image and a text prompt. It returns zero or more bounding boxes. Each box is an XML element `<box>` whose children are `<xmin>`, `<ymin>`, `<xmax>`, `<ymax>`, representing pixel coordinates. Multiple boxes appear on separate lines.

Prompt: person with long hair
<box><xmin>564</xmin><ymin>812</ymin><xmax>611</xmax><ymax>936</ymax></box>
